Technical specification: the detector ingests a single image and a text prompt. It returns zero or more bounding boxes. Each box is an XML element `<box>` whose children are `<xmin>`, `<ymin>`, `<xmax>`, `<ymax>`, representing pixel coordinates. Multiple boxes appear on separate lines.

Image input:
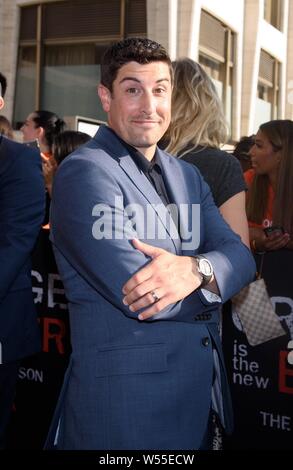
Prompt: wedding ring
<box><xmin>151</xmin><ymin>290</ymin><xmax>160</xmax><ymax>303</ymax></box>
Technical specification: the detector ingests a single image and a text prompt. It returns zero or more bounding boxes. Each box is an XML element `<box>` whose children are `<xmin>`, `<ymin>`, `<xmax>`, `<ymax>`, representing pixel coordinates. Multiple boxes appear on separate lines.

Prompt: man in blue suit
<box><xmin>0</xmin><ymin>72</ymin><xmax>45</xmax><ymax>448</ymax></box>
<box><xmin>46</xmin><ymin>38</ymin><xmax>255</xmax><ymax>450</ymax></box>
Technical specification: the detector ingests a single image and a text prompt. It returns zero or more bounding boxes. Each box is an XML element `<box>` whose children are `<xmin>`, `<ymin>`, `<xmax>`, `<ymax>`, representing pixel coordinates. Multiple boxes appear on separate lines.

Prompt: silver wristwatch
<box><xmin>194</xmin><ymin>255</ymin><xmax>213</xmax><ymax>287</ymax></box>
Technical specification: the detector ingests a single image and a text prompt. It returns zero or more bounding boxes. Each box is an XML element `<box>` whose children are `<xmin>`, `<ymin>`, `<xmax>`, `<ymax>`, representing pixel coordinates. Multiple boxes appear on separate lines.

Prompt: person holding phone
<box><xmin>245</xmin><ymin>120</ymin><xmax>293</xmax><ymax>252</ymax></box>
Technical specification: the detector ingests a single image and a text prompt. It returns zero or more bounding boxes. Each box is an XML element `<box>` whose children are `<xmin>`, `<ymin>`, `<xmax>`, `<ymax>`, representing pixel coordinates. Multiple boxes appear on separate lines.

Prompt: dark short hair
<box><xmin>233</xmin><ymin>135</ymin><xmax>255</xmax><ymax>159</ymax></box>
<box><xmin>0</xmin><ymin>72</ymin><xmax>7</xmax><ymax>98</ymax></box>
<box><xmin>53</xmin><ymin>130</ymin><xmax>91</xmax><ymax>165</ymax></box>
<box><xmin>101</xmin><ymin>37</ymin><xmax>173</xmax><ymax>92</ymax></box>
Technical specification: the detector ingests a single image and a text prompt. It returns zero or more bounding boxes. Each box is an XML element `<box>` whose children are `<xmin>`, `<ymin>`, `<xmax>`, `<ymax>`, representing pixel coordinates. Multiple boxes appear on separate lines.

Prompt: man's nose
<box><xmin>141</xmin><ymin>92</ymin><xmax>156</xmax><ymax>115</ymax></box>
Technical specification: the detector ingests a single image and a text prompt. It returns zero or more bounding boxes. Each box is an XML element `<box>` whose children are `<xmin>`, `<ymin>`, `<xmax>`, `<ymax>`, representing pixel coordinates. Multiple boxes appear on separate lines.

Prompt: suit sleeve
<box><xmin>0</xmin><ymin>145</ymin><xmax>45</xmax><ymax>302</ymax></box>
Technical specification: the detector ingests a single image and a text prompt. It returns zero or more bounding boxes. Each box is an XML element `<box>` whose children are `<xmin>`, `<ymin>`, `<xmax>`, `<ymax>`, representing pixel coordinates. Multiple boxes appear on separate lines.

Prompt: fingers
<box><xmin>123</xmin><ymin>277</ymin><xmax>159</xmax><ymax>306</ymax></box>
<box><xmin>138</xmin><ymin>295</ymin><xmax>171</xmax><ymax>320</ymax></box>
<box><xmin>122</xmin><ymin>245</ymin><xmax>200</xmax><ymax>320</ymax></box>
<box><xmin>122</xmin><ymin>240</ymin><xmax>166</xmax><ymax>294</ymax></box>
<box><xmin>265</xmin><ymin>233</ymin><xmax>290</xmax><ymax>250</ymax></box>
<box><xmin>123</xmin><ymin>241</ymin><xmax>174</xmax><ymax>296</ymax></box>
<box><xmin>131</xmin><ymin>238</ymin><xmax>164</xmax><ymax>258</ymax></box>
<box><xmin>122</xmin><ymin>262</ymin><xmax>154</xmax><ymax>295</ymax></box>
<box><xmin>122</xmin><ymin>255</ymin><xmax>166</xmax><ymax>296</ymax></box>
<box><xmin>127</xmin><ymin>288</ymin><xmax>163</xmax><ymax>313</ymax></box>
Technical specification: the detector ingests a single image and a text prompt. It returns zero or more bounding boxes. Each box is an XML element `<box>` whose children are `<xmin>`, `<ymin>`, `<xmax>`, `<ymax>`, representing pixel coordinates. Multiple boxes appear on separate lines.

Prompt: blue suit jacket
<box><xmin>0</xmin><ymin>136</ymin><xmax>45</xmax><ymax>363</ymax></box>
<box><xmin>47</xmin><ymin>126</ymin><xmax>255</xmax><ymax>450</ymax></box>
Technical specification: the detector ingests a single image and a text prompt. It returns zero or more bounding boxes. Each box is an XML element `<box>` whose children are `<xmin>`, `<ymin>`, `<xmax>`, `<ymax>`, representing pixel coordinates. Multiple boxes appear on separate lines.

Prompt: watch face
<box><xmin>199</xmin><ymin>258</ymin><xmax>213</xmax><ymax>276</ymax></box>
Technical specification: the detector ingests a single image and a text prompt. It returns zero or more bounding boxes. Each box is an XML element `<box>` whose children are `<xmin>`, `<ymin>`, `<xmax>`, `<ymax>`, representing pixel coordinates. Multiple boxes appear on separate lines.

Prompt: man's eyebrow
<box><xmin>118</xmin><ymin>77</ymin><xmax>170</xmax><ymax>85</ymax></box>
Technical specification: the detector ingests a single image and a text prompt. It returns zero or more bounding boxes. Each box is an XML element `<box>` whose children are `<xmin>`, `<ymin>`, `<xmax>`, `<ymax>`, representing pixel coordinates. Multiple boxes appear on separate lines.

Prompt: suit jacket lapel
<box><xmin>119</xmin><ymin>154</ymin><xmax>180</xmax><ymax>254</ymax></box>
<box><xmin>158</xmin><ymin>149</ymin><xmax>196</xmax><ymax>255</ymax></box>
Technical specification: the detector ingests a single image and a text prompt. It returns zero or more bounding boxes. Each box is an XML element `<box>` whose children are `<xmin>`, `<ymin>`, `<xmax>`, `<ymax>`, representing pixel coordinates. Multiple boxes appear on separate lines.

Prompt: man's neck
<box><xmin>140</xmin><ymin>147</ymin><xmax>156</xmax><ymax>162</ymax></box>
<box><xmin>108</xmin><ymin>127</ymin><xmax>156</xmax><ymax>161</ymax></box>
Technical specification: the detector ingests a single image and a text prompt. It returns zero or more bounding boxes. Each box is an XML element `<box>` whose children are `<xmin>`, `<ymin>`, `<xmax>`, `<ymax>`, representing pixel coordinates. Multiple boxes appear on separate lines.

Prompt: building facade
<box><xmin>0</xmin><ymin>0</ymin><xmax>292</xmax><ymax>141</ymax></box>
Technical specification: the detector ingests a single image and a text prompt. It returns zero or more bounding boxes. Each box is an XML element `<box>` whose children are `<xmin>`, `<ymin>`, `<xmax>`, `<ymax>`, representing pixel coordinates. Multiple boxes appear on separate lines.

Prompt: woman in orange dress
<box><xmin>245</xmin><ymin>119</ymin><xmax>293</xmax><ymax>252</ymax></box>
<box><xmin>21</xmin><ymin>110</ymin><xmax>66</xmax><ymax>193</ymax></box>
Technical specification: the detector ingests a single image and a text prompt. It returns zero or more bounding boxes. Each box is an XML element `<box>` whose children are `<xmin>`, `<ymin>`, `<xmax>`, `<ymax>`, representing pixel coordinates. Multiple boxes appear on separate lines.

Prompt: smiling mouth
<box><xmin>132</xmin><ymin>120</ymin><xmax>158</xmax><ymax>124</ymax></box>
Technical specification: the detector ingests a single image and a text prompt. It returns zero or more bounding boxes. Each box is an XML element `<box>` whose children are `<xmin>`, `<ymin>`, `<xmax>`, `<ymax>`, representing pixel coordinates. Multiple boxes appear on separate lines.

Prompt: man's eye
<box><xmin>126</xmin><ymin>88</ymin><xmax>139</xmax><ymax>94</ymax></box>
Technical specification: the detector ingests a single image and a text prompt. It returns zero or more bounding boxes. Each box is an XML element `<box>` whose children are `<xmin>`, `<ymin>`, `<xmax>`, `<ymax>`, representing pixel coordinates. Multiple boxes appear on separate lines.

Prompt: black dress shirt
<box><xmin>109</xmin><ymin>128</ymin><xmax>171</xmax><ymax>207</ymax></box>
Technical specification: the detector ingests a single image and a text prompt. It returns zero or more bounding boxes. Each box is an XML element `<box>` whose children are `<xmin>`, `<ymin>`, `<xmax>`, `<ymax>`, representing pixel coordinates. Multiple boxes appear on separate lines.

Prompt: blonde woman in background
<box><xmin>164</xmin><ymin>58</ymin><xmax>249</xmax><ymax>246</ymax></box>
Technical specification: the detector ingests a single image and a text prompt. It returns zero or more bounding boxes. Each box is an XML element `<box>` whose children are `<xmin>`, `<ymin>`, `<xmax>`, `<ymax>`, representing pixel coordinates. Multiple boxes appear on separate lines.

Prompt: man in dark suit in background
<box><xmin>0</xmin><ymin>72</ymin><xmax>45</xmax><ymax>448</ymax></box>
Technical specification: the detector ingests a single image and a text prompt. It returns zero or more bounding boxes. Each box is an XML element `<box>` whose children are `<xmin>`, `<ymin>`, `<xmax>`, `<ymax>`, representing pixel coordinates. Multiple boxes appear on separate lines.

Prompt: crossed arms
<box><xmin>51</xmin><ymin>155</ymin><xmax>256</xmax><ymax>322</ymax></box>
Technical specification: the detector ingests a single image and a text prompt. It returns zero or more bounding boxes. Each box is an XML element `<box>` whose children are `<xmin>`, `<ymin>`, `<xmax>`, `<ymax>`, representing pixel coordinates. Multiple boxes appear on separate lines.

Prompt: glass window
<box><xmin>199</xmin><ymin>11</ymin><xmax>234</xmax><ymax>140</ymax></box>
<box><xmin>14</xmin><ymin>1</ymin><xmax>147</xmax><ymax>127</ymax></box>
<box><xmin>254</xmin><ymin>52</ymin><xmax>279</xmax><ymax>132</ymax></box>
<box><xmin>255</xmin><ymin>87</ymin><xmax>272</xmax><ymax>132</ymax></box>
<box><xmin>199</xmin><ymin>54</ymin><xmax>233</xmax><ymax>136</ymax></box>
<box><xmin>264</xmin><ymin>0</ymin><xmax>282</xmax><ymax>30</ymax></box>
<box><xmin>41</xmin><ymin>44</ymin><xmax>107</xmax><ymax>122</ymax></box>
<box><xmin>14</xmin><ymin>47</ymin><xmax>37</xmax><ymax>128</ymax></box>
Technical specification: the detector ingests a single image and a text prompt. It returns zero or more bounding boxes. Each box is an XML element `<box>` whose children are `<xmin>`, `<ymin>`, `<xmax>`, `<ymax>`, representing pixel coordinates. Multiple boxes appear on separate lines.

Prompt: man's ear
<box><xmin>0</xmin><ymin>96</ymin><xmax>4</xmax><ymax>110</ymax></box>
<box><xmin>98</xmin><ymin>84</ymin><xmax>111</xmax><ymax>113</ymax></box>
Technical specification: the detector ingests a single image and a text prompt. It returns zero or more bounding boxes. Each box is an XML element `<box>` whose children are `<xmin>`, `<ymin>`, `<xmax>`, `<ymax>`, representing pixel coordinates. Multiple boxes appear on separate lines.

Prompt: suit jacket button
<box><xmin>201</xmin><ymin>337</ymin><xmax>210</xmax><ymax>347</ymax></box>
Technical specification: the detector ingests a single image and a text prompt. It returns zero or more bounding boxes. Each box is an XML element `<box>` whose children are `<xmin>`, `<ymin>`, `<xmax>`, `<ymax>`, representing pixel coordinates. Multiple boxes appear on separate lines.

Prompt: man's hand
<box><xmin>122</xmin><ymin>239</ymin><xmax>202</xmax><ymax>320</ymax></box>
